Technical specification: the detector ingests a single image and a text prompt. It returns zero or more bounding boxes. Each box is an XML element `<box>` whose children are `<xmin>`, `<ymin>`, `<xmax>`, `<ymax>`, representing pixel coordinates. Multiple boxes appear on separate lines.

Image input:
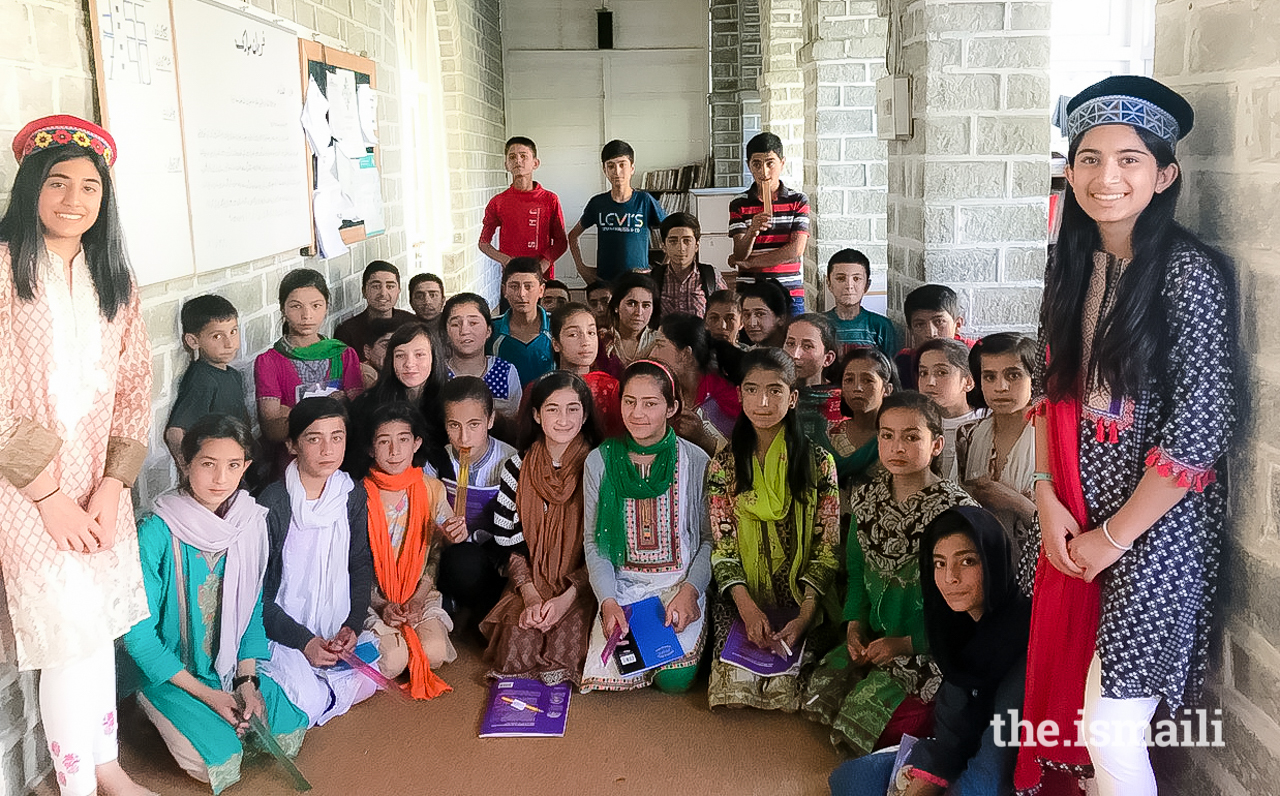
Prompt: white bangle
<box><xmin>1102</xmin><ymin>518</ymin><xmax>1132</xmax><ymax>552</ymax></box>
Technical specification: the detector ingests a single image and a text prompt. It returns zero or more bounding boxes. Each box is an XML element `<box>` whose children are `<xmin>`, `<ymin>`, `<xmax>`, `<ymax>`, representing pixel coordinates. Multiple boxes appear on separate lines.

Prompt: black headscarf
<box><xmin>919</xmin><ymin>506</ymin><xmax>1031</xmax><ymax>693</ymax></box>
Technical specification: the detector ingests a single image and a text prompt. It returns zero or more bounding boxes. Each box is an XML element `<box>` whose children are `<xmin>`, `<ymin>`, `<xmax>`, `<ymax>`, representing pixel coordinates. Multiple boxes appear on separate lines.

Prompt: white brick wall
<box><xmin>134</xmin><ymin>0</ymin><xmax>409</xmax><ymax>508</ymax></box>
<box><xmin>435</xmin><ymin>0</ymin><xmax>507</xmax><ymax>304</ymax></box>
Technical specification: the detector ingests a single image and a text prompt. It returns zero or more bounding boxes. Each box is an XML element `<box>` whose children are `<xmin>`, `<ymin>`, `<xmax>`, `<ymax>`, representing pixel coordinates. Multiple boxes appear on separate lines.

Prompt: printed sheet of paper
<box><xmin>327</xmin><ymin>68</ymin><xmax>365</xmax><ymax>159</ymax></box>
<box><xmin>301</xmin><ymin>76</ymin><xmax>332</xmax><ymax>154</ymax></box>
<box><xmin>357</xmin><ymin>83</ymin><xmax>378</xmax><ymax>145</ymax></box>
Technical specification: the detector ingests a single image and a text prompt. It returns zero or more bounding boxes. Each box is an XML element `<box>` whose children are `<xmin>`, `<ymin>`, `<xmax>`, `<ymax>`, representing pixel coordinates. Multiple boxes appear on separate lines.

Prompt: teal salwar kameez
<box><xmin>124</xmin><ymin>513</ymin><xmax>307</xmax><ymax>793</ymax></box>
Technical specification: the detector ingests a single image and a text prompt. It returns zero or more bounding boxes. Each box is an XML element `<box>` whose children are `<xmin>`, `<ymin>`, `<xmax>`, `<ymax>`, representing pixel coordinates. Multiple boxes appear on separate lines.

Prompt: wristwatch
<box><xmin>232</xmin><ymin>674</ymin><xmax>261</xmax><ymax>691</ymax></box>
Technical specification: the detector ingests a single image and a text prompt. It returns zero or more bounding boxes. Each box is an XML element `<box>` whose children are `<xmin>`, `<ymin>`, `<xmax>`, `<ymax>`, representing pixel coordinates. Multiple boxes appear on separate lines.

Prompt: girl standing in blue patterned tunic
<box><xmin>1015</xmin><ymin>76</ymin><xmax>1237</xmax><ymax>796</ymax></box>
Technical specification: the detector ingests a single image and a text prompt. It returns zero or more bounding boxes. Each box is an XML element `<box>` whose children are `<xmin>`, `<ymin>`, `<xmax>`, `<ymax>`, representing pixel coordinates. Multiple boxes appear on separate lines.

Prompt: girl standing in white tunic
<box><xmin>0</xmin><ymin>116</ymin><xmax>154</xmax><ymax>796</ymax></box>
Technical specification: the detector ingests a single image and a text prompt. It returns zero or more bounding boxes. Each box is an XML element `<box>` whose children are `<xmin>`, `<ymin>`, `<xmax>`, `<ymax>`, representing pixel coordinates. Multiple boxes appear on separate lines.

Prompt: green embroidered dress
<box><xmin>802</xmin><ymin>470</ymin><xmax>976</xmax><ymax>753</ymax></box>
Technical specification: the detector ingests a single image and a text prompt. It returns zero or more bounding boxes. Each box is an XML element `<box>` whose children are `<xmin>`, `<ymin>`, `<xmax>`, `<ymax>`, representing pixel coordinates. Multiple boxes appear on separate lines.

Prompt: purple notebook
<box><xmin>718</xmin><ymin>607</ymin><xmax>804</xmax><ymax>677</ymax></box>
<box><xmin>479</xmin><ymin>678</ymin><xmax>571</xmax><ymax>738</ymax></box>
<box><xmin>886</xmin><ymin>735</ymin><xmax>919</xmax><ymax>796</ymax></box>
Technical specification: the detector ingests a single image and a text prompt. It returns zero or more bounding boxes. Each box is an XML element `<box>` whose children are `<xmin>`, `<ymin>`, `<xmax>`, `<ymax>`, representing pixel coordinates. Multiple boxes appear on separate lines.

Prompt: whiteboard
<box><xmin>90</xmin><ymin>0</ymin><xmax>196</xmax><ymax>285</ymax></box>
<box><xmin>171</xmin><ymin>0</ymin><xmax>311</xmax><ymax>272</ymax></box>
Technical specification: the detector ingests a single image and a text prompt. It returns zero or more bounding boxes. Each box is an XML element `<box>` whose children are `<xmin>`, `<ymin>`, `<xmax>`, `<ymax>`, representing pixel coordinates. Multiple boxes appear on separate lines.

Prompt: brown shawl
<box><xmin>486</xmin><ymin>437</ymin><xmax>591</xmax><ymax>624</ymax></box>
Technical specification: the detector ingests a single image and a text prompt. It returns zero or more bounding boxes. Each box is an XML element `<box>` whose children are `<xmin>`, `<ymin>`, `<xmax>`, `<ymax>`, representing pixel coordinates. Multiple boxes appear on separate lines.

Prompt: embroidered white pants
<box><xmin>39</xmin><ymin>644</ymin><xmax>119</xmax><ymax>796</ymax></box>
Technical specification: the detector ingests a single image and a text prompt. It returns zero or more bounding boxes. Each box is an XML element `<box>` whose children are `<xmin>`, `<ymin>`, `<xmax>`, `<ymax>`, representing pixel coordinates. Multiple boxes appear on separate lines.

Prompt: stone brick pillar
<box><xmin>758</xmin><ymin>0</ymin><xmax>806</xmax><ymax>186</ymax></box>
<box><xmin>711</xmin><ymin>0</ymin><xmax>745</xmax><ymax>185</ymax></box>
<box><xmin>710</xmin><ymin>0</ymin><xmax>764</xmax><ymax>188</ymax></box>
<box><xmin>801</xmin><ymin>0</ymin><xmax>889</xmax><ymax>308</ymax></box>
<box><xmin>884</xmin><ymin>0</ymin><xmax>1051</xmax><ymax>335</ymax></box>
<box><xmin>1153</xmin><ymin>0</ymin><xmax>1280</xmax><ymax>791</ymax></box>
<box><xmin>740</xmin><ymin>0</ymin><xmax>764</xmax><ymax>187</ymax></box>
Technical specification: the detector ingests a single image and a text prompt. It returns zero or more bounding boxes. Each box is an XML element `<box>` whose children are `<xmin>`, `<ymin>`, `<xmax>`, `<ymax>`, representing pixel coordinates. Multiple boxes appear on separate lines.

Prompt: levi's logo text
<box><xmin>597</xmin><ymin>212</ymin><xmax>646</xmax><ymax>233</ymax></box>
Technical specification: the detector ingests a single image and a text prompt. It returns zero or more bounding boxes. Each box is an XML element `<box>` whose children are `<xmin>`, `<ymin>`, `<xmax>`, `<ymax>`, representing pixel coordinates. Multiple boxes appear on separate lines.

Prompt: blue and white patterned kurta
<box><xmin>1046</xmin><ymin>238</ymin><xmax>1236</xmax><ymax>710</ymax></box>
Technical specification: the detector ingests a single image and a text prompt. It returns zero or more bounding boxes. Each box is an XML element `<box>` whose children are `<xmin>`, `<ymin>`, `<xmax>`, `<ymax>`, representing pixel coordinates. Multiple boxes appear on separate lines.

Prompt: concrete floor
<box><xmin>63</xmin><ymin>630</ymin><xmax>844</xmax><ymax>796</ymax></box>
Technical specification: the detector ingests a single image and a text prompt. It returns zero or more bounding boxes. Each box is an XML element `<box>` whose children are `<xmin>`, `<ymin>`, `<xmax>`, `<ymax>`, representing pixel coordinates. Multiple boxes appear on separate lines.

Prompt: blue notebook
<box><xmin>613</xmin><ymin>595</ymin><xmax>684</xmax><ymax>676</ymax></box>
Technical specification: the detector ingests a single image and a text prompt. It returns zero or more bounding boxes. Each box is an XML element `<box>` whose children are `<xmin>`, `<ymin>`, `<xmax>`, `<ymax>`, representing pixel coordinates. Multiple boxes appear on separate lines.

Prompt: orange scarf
<box><xmin>364</xmin><ymin>467</ymin><xmax>451</xmax><ymax>700</ymax></box>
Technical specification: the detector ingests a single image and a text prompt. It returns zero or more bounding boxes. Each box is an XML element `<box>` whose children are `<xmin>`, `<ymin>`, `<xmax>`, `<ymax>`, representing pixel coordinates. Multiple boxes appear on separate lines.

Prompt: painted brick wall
<box><xmin>801</xmin><ymin>0</ymin><xmax>889</xmax><ymax>309</ymax></box>
<box><xmin>434</xmin><ymin>0</ymin><xmax>507</xmax><ymax>304</ymax></box>
<box><xmin>885</xmin><ymin>0</ymin><xmax>1051</xmax><ymax>335</ymax></box>
<box><xmin>134</xmin><ymin>0</ymin><xmax>408</xmax><ymax>507</ymax></box>
<box><xmin>1154</xmin><ymin>0</ymin><xmax>1280</xmax><ymax>791</ymax></box>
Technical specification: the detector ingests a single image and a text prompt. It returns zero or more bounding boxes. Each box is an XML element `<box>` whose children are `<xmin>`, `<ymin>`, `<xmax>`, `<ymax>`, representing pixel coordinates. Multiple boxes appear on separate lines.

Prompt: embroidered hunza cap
<box><xmin>1065</xmin><ymin>75</ymin><xmax>1194</xmax><ymax>149</ymax></box>
<box><xmin>11</xmin><ymin>114</ymin><xmax>117</xmax><ymax>167</ymax></box>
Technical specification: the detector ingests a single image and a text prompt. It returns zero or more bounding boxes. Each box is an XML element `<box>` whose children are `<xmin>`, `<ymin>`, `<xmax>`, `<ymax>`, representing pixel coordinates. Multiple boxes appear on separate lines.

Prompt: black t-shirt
<box><xmin>166</xmin><ymin>359</ymin><xmax>251</xmax><ymax>431</ymax></box>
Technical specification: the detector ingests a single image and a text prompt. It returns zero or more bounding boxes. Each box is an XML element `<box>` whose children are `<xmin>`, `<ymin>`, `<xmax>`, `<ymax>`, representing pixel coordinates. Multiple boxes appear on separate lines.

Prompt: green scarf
<box><xmin>737</xmin><ymin>431</ymin><xmax>815</xmax><ymax>607</ymax></box>
<box><xmin>274</xmin><ymin>336</ymin><xmax>349</xmax><ymax>382</ymax></box>
<box><xmin>595</xmin><ymin>427</ymin><xmax>679</xmax><ymax>567</ymax></box>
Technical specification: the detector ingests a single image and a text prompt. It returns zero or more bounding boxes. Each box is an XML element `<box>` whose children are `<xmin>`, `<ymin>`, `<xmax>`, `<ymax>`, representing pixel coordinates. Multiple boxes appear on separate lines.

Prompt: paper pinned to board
<box><xmin>313</xmin><ymin>185</ymin><xmax>349</xmax><ymax>259</ymax></box>
<box><xmin>335</xmin><ymin>155</ymin><xmax>362</xmax><ymax>222</ymax></box>
<box><xmin>327</xmin><ymin>68</ymin><xmax>365</xmax><ymax>159</ymax></box>
<box><xmin>301</xmin><ymin>76</ymin><xmax>332</xmax><ymax>154</ymax></box>
<box><xmin>336</xmin><ymin>153</ymin><xmax>385</xmax><ymax>234</ymax></box>
<box><xmin>357</xmin><ymin>83</ymin><xmax>378</xmax><ymax>146</ymax></box>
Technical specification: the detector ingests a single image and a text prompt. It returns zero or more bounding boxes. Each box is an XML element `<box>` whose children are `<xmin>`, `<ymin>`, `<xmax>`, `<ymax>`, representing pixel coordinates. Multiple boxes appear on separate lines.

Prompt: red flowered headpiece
<box><xmin>12</xmin><ymin>115</ymin><xmax>117</xmax><ymax>167</ymax></box>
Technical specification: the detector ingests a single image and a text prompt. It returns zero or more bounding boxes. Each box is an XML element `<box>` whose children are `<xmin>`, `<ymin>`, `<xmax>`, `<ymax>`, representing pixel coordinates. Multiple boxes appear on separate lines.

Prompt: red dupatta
<box><xmin>1013</xmin><ymin>396</ymin><xmax>1101</xmax><ymax>792</ymax></box>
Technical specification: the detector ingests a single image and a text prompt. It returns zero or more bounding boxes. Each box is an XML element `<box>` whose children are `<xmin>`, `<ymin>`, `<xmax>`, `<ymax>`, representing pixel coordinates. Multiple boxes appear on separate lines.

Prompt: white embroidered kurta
<box><xmin>0</xmin><ymin>245</ymin><xmax>152</xmax><ymax>669</ymax></box>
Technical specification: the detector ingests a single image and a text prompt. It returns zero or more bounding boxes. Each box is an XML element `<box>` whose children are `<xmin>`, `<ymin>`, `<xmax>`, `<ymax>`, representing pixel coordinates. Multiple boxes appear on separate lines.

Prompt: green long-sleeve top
<box><xmin>124</xmin><ymin>513</ymin><xmax>269</xmax><ymax>690</ymax></box>
<box><xmin>843</xmin><ymin>471</ymin><xmax>976</xmax><ymax>653</ymax></box>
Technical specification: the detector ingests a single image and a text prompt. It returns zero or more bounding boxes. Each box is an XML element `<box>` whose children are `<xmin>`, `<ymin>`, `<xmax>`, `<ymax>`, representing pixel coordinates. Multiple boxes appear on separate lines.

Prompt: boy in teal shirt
<box><xmin>823</xmin><ymin>248</ymin><xmax>897</xmax><ymax>359</ymax></box>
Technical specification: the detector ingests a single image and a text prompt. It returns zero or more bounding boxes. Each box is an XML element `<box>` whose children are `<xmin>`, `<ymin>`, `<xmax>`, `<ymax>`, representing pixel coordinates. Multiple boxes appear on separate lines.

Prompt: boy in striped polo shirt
<box><xmin>729</xmin><ymin>131</ymin><xmax>811</xmax><ymax>314</ymax></box>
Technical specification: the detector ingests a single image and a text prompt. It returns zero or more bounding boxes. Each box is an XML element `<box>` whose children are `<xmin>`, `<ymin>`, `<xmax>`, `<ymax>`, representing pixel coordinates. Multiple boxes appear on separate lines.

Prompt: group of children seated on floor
<box><xmin>135</xmin><ymin>236</ymin><xmax>1038</xmax><ymax>794</ymax></box>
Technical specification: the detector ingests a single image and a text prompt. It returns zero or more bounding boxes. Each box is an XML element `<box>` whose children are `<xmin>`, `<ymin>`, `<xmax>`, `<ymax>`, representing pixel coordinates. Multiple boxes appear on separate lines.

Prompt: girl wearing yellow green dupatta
<box><xmin>707</xmin><ymin>348</ymin><xmax>841</xmax><ymax>711</ymax></box>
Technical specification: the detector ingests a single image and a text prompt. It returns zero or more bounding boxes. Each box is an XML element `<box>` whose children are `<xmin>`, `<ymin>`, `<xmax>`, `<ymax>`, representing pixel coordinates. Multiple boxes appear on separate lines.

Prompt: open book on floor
<box><xmin>611</xmin><ymin>595</ymin><xmax>684</xmax><ymax>676</ymax></box>
<box><xmin>479</xmin><ymin>678</ymin><xmax>571</xmax><ymax>738</ymax></box>
<box><xmin>718</xmin><ymin>607</ymin><xmax>804</xmax><ymax>677</ymax></box>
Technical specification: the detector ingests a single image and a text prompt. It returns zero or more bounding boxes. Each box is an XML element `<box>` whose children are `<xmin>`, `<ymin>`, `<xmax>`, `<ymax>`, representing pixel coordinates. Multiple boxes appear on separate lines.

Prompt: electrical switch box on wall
<box><xmin>876</xmin><ymin>76</ymin><xmax>911</xmax><ymax>140</ymax></box>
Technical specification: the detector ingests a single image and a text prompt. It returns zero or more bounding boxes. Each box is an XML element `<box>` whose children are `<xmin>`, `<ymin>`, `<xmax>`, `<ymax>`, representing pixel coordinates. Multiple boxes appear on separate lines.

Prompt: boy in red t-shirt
<box><xmin>479</xmin><ymin>136</ymin><xmax>568</xmax><ymax>278</ymax></box>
